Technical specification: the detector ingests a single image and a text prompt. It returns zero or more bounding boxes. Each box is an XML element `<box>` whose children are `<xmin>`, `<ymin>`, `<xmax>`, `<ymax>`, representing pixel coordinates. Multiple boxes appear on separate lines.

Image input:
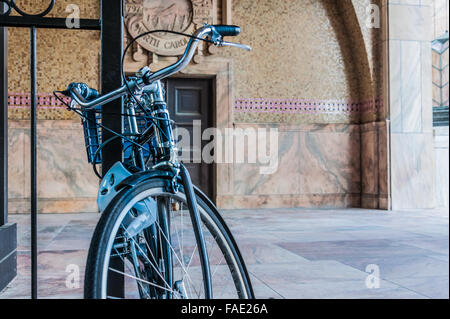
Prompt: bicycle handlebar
<box><xmin>67</xmin><ymin>24</ymin><xmax>250</xmax><ymax>110</ymax></box>
<box><xmin>213</xmin><ymin>25</ymin><xmax>241</xmax><ymax>37</ymax></box>
<box><xmin>69</xmin><ymin>84</ymin><xmax>128</xmax><ymax>109</ymax></box>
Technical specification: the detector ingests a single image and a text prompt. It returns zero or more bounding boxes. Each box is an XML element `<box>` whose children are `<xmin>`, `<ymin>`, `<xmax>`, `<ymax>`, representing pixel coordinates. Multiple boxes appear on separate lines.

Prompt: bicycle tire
<box><xmin>84</xmin><ymin>177</ymin><xmax>254</xmax><ymax>299</ymax></box>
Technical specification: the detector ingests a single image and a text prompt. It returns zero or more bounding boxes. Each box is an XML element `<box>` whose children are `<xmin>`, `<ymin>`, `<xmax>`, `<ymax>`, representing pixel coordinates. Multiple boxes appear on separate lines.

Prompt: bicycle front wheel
<box><xmin>84</xmin><ymin>178</ymin><xmax>254</xmax><ymax>299</ymax></box>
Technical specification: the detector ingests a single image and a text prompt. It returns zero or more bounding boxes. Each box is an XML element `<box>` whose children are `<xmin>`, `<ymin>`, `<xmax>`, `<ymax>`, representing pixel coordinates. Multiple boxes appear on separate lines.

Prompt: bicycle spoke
<box><xmin>182</xmin><ymin>245</ymin><xmax>200</xmax><ymax>297</ymax></box>
<box><xmin>211</xmin><ymin>255</ymin><xmax>226</xmax><ymax>278</ymax></box>
<box><xmin>120</xmin><ymin>212</ymin><xmax>201</xmax><ymax>298</ymax></box>
<box><xmin>108</xmin><ymin>267</ymin><xmax>175</xmax><ymax>294</ymax></box>
<box><xmin>119</xmin><ymin>223</ymin><xmax>173</xmax><ymax>292</ymax></box>
<box><xmin>171</xmin><ymin>205</ymin><xmax>194</xmax><ymax>299</ymax></box>
<box><xmin>154</xmin><ymin>219</ymin><xmax>198</xmax><ymax>279</ymax></box>
<box><xmin>154</xmin><ymin>218</ymin><xmax>202</xmax><ymax>297</ymax></box>
<box><xmin>115</xmin><ymin>245</ymin><xmax>150</xmax><ymax>299</ymax></box>
<box><xmin>113</xmin><ymin>244</ymin><xmax>171</xmax><ymax>297</ymax></box>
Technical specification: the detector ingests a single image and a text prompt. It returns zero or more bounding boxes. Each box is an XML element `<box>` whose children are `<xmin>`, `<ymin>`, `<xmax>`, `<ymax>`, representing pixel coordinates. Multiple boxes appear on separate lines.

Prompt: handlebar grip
<box><xmin>213</xmin><ymin>25</ymin><xmax>241</xmax><ymax>37</ymax></box>
<box><xmin>67</xmin><ymin>83</ymin><xmax>100</xmax><ymax>101</ymax></box>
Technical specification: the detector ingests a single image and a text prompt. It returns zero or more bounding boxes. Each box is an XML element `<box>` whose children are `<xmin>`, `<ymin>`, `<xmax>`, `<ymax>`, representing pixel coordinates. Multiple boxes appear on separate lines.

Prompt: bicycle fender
<box><xmin>114</xmin><ymin>168</ymin><xmax>175</xmax><ymax>191</ymax></box>
<box><xmin>97</xmin><ymin>164</ymin><xmax>174</xmax><ymax>213</ymax></box>
<box><xmin>114</xmin><ymin>168</ymin><xmax>219</xmax><ymax>207</ymax></box>
<box><xmin>97</xmin><ymin>162</ymin><xmax>132</xmax><ymax>213</ymax></box>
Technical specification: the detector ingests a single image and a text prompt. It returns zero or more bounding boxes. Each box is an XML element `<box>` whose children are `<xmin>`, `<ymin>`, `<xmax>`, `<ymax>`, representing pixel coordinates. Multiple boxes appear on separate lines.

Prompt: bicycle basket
<box><xmin>81</xmin><ymin>107</ymin><xmax>151</xmax><ymax>164</ymax></box>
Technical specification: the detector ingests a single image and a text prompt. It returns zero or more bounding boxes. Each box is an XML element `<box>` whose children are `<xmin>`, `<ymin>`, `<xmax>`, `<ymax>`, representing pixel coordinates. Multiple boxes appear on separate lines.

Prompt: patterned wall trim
<box><xmin>7</xmin><ymin>93</ymin><xmax>383</xmax><ymax>115</ymax></box>
<box><xmin>234</xmin><ymin>98</ymin><xmax>383</xmax><ymax>114</ymax></box>
<box><xmin>8</xmin><ymin>92</ymin><xmax>69</xmax><ymax>110</ymax></box>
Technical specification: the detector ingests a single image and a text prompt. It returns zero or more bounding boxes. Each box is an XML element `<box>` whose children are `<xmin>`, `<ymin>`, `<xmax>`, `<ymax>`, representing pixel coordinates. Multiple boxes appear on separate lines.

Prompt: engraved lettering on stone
<box><xmin>125</xmin><ymin>0</ymin><xmax>213</xmax><ymax>56</ymax></box>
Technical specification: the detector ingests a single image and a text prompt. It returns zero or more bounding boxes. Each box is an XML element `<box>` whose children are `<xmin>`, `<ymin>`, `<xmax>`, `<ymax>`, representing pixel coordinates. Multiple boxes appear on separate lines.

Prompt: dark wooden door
<box><xmin>164</xmin><ymin>78</ymin><xmax>214</xmax><ymax>200</ymax></box>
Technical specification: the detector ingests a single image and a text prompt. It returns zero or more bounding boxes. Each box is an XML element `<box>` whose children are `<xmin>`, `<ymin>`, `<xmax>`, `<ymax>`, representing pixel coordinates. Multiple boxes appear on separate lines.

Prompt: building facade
<box><xmin>4</xmin><ymin>0</ymin><xmax>448</xmax><ymax>213</ymax></box>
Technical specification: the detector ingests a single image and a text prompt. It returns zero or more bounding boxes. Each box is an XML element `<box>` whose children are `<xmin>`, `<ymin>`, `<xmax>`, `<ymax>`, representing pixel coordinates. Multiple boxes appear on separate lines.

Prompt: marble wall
<box><xmin>432</xmin><ymin>0</ymin><xmax>449</xmax><ymax>39</ymax></box>
<box><xmin>217</xmin><ymin>123</ymin><xmax>361</xmax><ymax>209</ymax></box>
<box><xmin>360</xmin><ymin>121</ymin><xmax>390</xmax><ymax>209</ymax></box>
<box><xmin>7</xmin><ymin>121</ymin><xmax>363</xmax><ymax>212</ymax></box>
<box><xmin>434</xmin><ymin>127</ymin><xmax>449</xmax><ymax>208</ymax></box>
<box><xmin>388</xmin><ymin>0</ymin><xmax>437</xmax><ymax>209</ymax></box>
<box><xmin>8</xmin><ymin>120</ymin><xmax>98</xmax><ymax>214</ymax></box>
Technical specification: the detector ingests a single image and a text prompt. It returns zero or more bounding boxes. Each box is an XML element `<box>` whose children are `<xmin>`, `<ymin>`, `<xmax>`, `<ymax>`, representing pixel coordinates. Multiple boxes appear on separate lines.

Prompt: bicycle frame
<box><xmin>125</xmin><ymin>80</ymin><xmax>176</xmax><ymax>171</ymax></box>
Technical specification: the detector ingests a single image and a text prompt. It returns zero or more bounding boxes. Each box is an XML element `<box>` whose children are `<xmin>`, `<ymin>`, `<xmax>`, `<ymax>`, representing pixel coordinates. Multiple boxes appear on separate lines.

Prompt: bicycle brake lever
<box><xmin>218</xmin><ymin>41</ymin><xmax>252</xmax><ymax>51</ymax></box>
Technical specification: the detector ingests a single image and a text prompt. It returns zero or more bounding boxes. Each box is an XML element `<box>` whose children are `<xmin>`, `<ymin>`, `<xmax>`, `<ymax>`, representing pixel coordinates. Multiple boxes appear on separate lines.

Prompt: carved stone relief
<box><xmin>124</xmin><ymin>0</ymin><xmax>215</xmax><ymax>71</ymax></box>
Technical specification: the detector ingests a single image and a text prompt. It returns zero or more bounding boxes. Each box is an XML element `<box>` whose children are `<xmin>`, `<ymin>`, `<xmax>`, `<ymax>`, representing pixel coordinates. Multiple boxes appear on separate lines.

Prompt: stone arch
<box><xmin>322</xmin><ymin>0</ymin><xmax>377</xmax><ymax>122</ymax></box>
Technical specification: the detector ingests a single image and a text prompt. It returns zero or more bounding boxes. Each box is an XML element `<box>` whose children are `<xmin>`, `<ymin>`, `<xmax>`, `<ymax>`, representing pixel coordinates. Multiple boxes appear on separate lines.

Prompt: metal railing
<box><xmin>0</xmin><ymin>0</ymin><xmax>123</xmax><ymax>298</ymax></box>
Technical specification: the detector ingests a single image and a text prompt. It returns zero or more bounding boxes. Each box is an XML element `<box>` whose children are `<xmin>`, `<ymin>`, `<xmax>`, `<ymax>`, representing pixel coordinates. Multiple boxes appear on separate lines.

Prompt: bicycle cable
<box><xmin>53</xmin><ymin>91</ymin><xmax>150</xmax><ymax>153</ymax></box>
<box><xmin>120</xmin><ymin>30</ymin><xmax>215</xmax><ymax>142</ymax></box>
<box><xmin>91</xmin><ymin>135</ymin><xmax>119</xmax><ymax>179</ymax></box>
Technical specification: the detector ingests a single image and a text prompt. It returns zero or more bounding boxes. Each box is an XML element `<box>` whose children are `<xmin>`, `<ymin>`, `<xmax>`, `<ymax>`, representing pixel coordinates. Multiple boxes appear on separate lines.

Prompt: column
<box><xmin>388</xmin><ymin>0</ymin><xmax>436</xmax><ymax>209</ymax></box>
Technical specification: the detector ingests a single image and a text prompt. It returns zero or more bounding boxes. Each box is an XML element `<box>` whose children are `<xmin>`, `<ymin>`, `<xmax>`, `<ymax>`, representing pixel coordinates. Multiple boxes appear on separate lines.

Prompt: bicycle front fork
<box><xmin>148</xmin><ymin>167</ymin><xmax>212</xmax><ymax>299</ymax></box>
<box><xmin>179</xmin><ymin>164</ymin><xmax>213</xmax><ymax>299</ymax></box>
<box><xmin>126</xmin><ymin>79</ymin><xmax>213</xmax><ymax>298</ymax></box>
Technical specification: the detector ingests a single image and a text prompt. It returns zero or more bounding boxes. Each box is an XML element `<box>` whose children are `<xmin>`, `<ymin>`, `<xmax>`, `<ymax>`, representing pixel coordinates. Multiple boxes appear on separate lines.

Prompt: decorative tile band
<box><xmin>7</xmin><ymin>92</ymin><xmax>69</xmax><ymax>110</ymax></box>
<box><xmin>234</xmin><ymin>98</ymin><xmax>383</xmax><ymax>114</ymax></box>
<box><xmin>8</xmin><ymin>93</ymin><xmax>383</xmax><ymax>115</ymax></box>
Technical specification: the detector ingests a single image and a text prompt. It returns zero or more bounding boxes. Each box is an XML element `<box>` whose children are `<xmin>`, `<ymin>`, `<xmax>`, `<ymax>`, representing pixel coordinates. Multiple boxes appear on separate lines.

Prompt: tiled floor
<box><xmin>0</xmin><ymin>208</ymin><xmax>448</xmax><ymax>299</ymax></box>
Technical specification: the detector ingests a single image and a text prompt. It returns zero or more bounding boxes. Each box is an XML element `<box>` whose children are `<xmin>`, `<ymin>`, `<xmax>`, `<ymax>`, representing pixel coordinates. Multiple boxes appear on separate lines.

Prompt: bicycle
<box><xmin>55</xmin><ymin>24</ymin><xmax>254</xmax><ymax>299</ymax></box>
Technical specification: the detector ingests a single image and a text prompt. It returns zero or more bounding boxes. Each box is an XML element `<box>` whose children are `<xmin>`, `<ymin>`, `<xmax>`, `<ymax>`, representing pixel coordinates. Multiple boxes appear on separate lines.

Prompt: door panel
<box><xmin>164</xmin><ymin>78</ymin><xmax>213</xmax><ymax>200</ymax></box>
